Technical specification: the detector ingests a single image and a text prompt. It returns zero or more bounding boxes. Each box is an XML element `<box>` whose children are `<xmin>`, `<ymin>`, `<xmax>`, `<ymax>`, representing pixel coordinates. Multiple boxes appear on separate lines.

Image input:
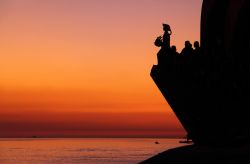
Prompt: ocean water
<box><xmin>0</xmin><ymin>138</ymin><xmax>184</xmax><ymax>164</ymax></box>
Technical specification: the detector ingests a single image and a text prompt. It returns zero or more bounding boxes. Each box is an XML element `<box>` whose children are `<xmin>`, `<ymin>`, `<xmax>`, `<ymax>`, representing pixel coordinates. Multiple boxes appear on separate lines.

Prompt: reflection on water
<box><xmin>0</xmin><ymin>138</ymin><xmax>183</xmax><ymax>164</ymax></box>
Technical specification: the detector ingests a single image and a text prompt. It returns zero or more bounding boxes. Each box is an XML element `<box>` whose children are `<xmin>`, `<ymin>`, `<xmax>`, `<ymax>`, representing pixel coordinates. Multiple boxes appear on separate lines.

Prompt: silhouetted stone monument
<box><xmin>141</xmin><ymin>0</ymin><xmax>250</xmax><ymax>163</ymax></box>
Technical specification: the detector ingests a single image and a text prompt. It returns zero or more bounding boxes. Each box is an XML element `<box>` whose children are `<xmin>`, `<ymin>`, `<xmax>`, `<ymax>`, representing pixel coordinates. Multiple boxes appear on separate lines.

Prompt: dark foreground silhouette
<box><xmin>140</xmin><ymin>144</ymin><xmax>250</xmax><ymax>164</ymax></box>
<box><xmin>141</xmin><ymin>0</ymin><xmax>250</xmax><ymax>163</ymax></box>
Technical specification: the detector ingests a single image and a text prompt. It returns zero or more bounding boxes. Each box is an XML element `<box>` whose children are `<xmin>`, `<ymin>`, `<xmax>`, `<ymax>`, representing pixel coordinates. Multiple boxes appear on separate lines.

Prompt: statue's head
<box><xmin>194</xmin><ymin>41</ymin><xmax>200</xmax><ymax>48</ymax></box>
<box><xmin>163</xmin><ymin>24</ymin><xmax>171</xmax><ymax>32</ymax></box>
<box><xmin>185</xmin><ymin>41</ymin><xmax>192</xmax><ymax>48</ymax></box>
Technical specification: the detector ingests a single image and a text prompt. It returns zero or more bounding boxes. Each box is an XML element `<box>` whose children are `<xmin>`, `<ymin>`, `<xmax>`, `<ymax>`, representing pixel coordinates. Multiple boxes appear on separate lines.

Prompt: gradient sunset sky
<box><xmin>0</xmin><ymin>0</ymin><xmax>202</xmax><ymax>138</ymax></box>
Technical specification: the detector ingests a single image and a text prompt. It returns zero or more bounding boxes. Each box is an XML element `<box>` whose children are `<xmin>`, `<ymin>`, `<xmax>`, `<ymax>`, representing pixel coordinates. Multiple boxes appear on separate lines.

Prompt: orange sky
<box><xmin>0</xmin><ymin>0</ymin><xmax>202</xmax><ymax>137</ymax></box>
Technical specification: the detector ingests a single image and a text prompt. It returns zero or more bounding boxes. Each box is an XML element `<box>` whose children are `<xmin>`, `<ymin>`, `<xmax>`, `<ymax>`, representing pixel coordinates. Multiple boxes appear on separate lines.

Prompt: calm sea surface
<box><xmin>0</xmin><ymin>138</ymin><xmax>184</xmax><ymax>164</ymax></box>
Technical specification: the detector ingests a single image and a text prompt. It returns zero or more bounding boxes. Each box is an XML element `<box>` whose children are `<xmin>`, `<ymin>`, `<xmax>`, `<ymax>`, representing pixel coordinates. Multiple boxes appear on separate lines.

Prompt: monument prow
<box><xmin>141</xmin><ymin>0</ymin><xmax>250</xmax><ymax>163</ymax></box>
<box><xmin>151</xmin><ymin>0</ymin><xmax>250</xmax><ymax>146</ymax></box>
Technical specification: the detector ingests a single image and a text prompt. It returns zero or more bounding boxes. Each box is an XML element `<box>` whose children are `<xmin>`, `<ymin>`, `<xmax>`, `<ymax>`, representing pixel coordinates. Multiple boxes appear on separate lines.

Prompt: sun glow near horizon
<box><xmin>0</xmin><ymin>0</ymin><xmax>202</xmax><ymax>137</ymax></box>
